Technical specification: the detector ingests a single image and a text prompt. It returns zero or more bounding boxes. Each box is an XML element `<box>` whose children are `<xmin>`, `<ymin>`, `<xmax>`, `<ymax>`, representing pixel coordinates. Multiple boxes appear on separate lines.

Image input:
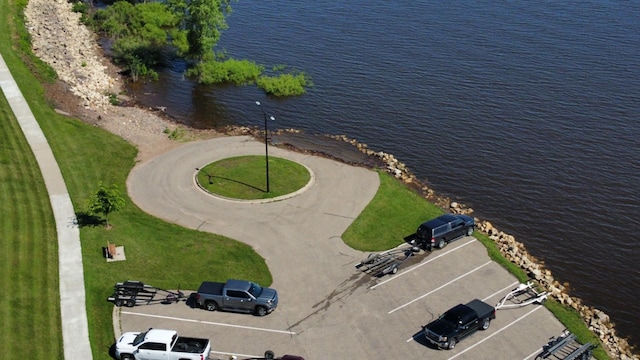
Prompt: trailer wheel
<box><xmin>114</xmin><ymin>299</ymin><xmax>123</xmax><ymax>307</ymax></box>
<box><xmin>390</xmin><ymin>264</ymin><xmax>399</xmax><ymax>274</ymax></box>
<box><xmin>447</xmin><ymin>338</ymin><xmax>457</xmax><ymax>350</ymax></box>
<box><xmin>481</xmin><ymin>317</ymin><xmax>491</xmax><ymax>330</ymax></box>
<box><xmin>126</xmin><ymin>299</ymin><xmax>135</xmax><ymax>307</ymax></box>
<box><xmin>437</xmin><ymin>239</ymin><xmax>446</xmax><ymax>249</ymax></box>
<box><xmin>255</xmin><ymin>306</ymin><xmax>268</xmax><ymax>316</ymax></box>
<box><xmin>205</xmin><ymin>301</ymin><xmax>218</xmax><ymax>311</ymax></box>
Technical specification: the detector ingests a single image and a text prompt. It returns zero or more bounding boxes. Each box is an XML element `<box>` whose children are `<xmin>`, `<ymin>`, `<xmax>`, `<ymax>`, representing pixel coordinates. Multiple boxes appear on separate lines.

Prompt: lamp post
<box><xmin>195</xmin><ymin>167</ymin><xmax>213</xmax><ymax>184</ymax></box>
<box><xmin>255</xmin><ymin>101</ymin><xmax>275</xmax><ymax>192</ymax></box>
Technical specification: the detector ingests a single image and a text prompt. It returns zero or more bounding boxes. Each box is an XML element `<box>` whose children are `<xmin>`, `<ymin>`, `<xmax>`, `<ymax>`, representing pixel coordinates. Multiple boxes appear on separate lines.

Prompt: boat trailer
<box><xmin>107</xmin><ymin>280</ymin><xmax>185</xmax><ymax>307</ymax></box>
<box><xmin>536</xmin><ymin>330</ymin><xmax>596</xmax><ymax>360</ymax></box>
<box><xmin>355</xmin><ymin>245</ymin><xmax>421</xmax><ymax>277</ymax></box>
<box><xmin>496</xmin><ymin>281</ymin><xmax>548</xmax><ymax>310</ymax></box>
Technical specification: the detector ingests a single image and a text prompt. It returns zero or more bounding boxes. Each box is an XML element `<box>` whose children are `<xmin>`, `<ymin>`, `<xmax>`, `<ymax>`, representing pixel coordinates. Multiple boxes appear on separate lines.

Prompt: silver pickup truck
<box><xmin>195</xmin><ymin>279</ymin><xmax>278</xmax><ymax>316</ymax></box>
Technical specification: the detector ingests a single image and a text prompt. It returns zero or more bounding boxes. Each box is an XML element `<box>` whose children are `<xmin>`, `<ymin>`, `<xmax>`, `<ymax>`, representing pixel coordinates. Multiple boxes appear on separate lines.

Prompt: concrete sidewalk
<box><xmin>0</xmin><ymin>53</ymin><xmax>92</xmax><ymax>359</ymax></box>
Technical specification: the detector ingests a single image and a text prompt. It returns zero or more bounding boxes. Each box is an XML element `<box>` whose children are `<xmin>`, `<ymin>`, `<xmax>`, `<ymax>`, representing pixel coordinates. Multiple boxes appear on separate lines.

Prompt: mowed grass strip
<box><xmin>197</xmin><ymin>155</ymin><xmax>310</xmax><ymax>199</ymax></box>
<box><xmin>0</xmin><ymin>91</ymin><xmax>62</xmax><ymax>358</ymax></box>
<box><xmin>343</xmin><ymin>172</ymin><xmax>444</xmax><ymax>251</ymax></box>
<box><xmin>37</xmin><ymin>109</ymin><xmax>273</xmax><ymax>358</ymax></box>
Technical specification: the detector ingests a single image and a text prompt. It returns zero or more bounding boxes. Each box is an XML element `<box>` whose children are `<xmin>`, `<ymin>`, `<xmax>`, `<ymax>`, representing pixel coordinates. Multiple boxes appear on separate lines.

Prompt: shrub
<box><xmin>256</xmin><ymin>72</ymin><xmax>311</xmax><ymax>97</ymax></box>
<box><xmin>187</xmin><ymin>58</ymin><xmax>263</xmax><ymax>85</ymax></box>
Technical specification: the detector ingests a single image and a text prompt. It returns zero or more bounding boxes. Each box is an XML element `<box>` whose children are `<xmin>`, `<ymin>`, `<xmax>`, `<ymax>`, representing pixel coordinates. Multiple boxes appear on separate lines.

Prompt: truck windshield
<box><xmin>132</xmin><ymin>330</ymin><xmax>148</xmax><ymax>346</ymax></box>
<box><xmin>248</xmin><ymin>283</ymin><xmax>263</xmax><ymax>297</ymax></box>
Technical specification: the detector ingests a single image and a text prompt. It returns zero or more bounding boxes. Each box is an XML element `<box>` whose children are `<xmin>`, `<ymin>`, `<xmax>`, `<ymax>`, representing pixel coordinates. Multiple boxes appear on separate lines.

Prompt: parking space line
<box><xmin>211</xmin><ymin>350</ymin><xmax>263</xmax><ymax>359</ymax></box>
<box><xmin>121</xmin><ymin>311</ymin><xmax>296</xmax><ymax>335</ymax></box>
<box><xmin>446</xmin><ymin>306</ymin><xmax>542</xmax><ymax>360</ymax></box>
<box><xmin>388</xmin><ymin>260</ymin><xmax>492</xmax><ymax>314</ymax></box>
<box><xmin>403</xmin><ymin>279</ymin><xmax>521</xmax><ymax>343</ymax></box>
<box><xmin>523</xmin><ymin>348</ymin><xmax>542</xmax><ymax>360</ymax></box>
<box><xmin>482</xmin><ymin>281</ymin><xmax>520</xmax><ymax>302</ymax></box>
<box><xmin>371</xmin><ymin>238</ymin><xmax>476</xmax><ymax>290</ymax></box>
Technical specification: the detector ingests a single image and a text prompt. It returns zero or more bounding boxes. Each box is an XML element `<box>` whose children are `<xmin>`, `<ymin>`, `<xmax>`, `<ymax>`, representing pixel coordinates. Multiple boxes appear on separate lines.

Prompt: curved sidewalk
<box><xmin>0</xmin><ymin>54</ymin><xmax>92</xmax><ymax>359</ymax></box>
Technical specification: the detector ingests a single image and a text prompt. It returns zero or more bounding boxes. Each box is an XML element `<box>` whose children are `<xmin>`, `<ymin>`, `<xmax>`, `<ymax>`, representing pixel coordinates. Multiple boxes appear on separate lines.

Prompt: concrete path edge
<box><xmin>0</xmin><ymin>53</ymin><xmax>93</xmax><ymax>359</ymax></box>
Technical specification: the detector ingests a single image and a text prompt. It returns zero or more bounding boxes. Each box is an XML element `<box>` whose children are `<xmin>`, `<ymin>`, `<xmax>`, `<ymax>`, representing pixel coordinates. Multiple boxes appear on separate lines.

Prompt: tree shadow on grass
<box><xmin>75</xmin><ymin>211</ymin><xmax>106</xmax><ymax>228</ymax></box>
<box><xmin>216</xmin><ymin>175</ymin><xmax>266</xmax><ymax>193</ymax></box>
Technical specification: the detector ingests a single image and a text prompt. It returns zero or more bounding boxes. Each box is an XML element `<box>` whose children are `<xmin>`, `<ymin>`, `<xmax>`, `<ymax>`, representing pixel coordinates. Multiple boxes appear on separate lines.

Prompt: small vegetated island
<box><xmin>75</xmin><ymin>0</ymin><xmax>311</xmax><ymax>97</ymax></box>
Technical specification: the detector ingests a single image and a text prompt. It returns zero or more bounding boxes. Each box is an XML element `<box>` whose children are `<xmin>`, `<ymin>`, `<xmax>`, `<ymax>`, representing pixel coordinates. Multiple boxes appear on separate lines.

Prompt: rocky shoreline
<box><xmin>22</xmin><ymin>1</ymin><xmax>636</xmax><ymax>359</ymax></box>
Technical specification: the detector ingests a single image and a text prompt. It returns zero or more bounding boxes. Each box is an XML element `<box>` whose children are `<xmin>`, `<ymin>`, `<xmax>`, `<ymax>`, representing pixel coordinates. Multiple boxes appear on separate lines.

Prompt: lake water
<box><xmin>125</xmin><ymin>0</ymin><xmax>640</xmax><ymax>348</ymax></box>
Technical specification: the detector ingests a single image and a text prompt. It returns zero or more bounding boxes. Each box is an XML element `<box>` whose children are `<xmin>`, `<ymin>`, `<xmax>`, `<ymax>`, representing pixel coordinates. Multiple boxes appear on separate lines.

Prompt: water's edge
<box><xmin>217</xmin><ymin>125</ymin><xmax>635</xmax><ymax>358</ymax></box>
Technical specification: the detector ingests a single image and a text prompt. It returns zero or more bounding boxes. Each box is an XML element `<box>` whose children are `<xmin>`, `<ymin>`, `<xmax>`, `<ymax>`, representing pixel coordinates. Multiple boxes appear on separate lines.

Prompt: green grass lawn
<box><xmin>0</xmin><ymin>78</ymin><xmax>62</xmax><ymax>360</ymax></box>
<box><xmin>0</xmin><ymin>1</ymin><xmax>62</xmax><ymax>359</ymax></box>
<box><xmin>197</xmin><ymin>155</ymin><xmax>310</xmax><ymax>199</ymax></box>
<box><xmin>38</xmin><ymin>103</ymin><xmax>272</xmax><ymax>358</ymax></box>
<box><xmin>343</xmin><ymin>173</ymin><xmax>444</xmax><ymax>251</ymax></box>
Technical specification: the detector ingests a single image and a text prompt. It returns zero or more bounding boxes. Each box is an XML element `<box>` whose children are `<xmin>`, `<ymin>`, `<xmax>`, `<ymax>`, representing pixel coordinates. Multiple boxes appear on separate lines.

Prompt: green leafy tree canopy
<box><xmin>87</xmin><ymin>183</ymin><xmax>125</xmax><ymax>228</ymax></box>
<box><xmin>168</xmin><ymin>0</ymin><xmax>233</xmax><ymax>61</ymax></box>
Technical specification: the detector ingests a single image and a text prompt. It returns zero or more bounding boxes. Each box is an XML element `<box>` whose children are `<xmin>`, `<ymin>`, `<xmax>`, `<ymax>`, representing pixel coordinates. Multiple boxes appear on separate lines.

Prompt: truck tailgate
<box><xmin>197</xmin><ymin>281</ymin><xmax>224</xmax><ymax>295</ymax></box>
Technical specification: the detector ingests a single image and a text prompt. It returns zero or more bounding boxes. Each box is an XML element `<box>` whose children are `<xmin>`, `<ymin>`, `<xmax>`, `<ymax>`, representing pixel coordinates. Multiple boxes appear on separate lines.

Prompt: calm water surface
<box><xmin>126</xmin><ymin>1</ymin><xmax>640</xmax><ymax>347</ymax></box>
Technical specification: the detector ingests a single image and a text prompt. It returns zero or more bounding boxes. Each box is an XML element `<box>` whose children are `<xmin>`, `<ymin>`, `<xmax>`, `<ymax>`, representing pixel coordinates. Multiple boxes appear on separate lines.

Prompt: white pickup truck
<box><xmin>115</xmin><ymin>328</ymin><xmax>211</xmax><ymax>360</ymax></box>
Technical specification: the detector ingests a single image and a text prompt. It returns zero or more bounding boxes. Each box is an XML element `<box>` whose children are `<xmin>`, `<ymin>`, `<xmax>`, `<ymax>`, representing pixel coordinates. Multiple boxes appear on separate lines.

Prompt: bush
<box><xmin>187</xmin><ymin>58</ymin><xmax>263</xmax><ymax>85</ymax></box>
<box><xmin>256</xmin><ymin>72</ymin><xmax>311</xmax><ymax>97</ymax></box>
<box><xmin>71</xmin><ymin>1</ymin><xmax>89</xmax><ymax>17</ymax></box>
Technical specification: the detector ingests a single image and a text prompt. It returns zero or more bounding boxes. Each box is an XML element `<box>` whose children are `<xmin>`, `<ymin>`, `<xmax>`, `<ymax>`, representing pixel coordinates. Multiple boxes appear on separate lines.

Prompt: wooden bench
<box><xmin>107</xmin><ymin>242</ymin><xmax>117</xmax><ymax>259</ymax></box>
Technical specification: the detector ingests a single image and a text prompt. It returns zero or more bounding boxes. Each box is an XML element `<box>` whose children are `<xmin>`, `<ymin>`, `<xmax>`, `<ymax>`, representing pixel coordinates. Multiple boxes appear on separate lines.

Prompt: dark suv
<box><xmin>411</xmin><ymin>214</ymin><xmax>474</xmax><ymax>250</ymax></box>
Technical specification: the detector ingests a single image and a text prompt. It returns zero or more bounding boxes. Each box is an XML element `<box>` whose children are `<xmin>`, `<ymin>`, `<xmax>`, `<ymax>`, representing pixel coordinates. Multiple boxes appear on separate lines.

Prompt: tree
<box><xmin>168</xmin><ymin>0</ymin><xmax>233</xmax><ymax>62</ymax></box>
<box><xmin>87</xmin><ymin>183</ymin><xmax>125</xmax><ymax>228</ymax></box>
<box><xmin>91</xmin><ymin>1</ymin><xmax>181</xmax><ymax>81</ymax></box>
<box><xmin>89</xmin><ymin>0</ymin><xmax>310</xmax><ymax>95</ymax></box>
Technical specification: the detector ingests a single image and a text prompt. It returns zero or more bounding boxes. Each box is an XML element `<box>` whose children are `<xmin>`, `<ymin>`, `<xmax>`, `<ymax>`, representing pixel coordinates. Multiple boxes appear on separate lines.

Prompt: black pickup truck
<box><xmin>423</xmin><ymin>299</ymin><xmax>496</xmax><ymax>350</ymax></box>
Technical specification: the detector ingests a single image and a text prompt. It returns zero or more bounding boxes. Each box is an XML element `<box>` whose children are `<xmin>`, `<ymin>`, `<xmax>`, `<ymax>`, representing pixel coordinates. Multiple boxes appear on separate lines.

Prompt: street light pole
<box><xmin>255</xmin><ymin>101</ymin><xmax>275</xmax><ymax>192</ymax></box>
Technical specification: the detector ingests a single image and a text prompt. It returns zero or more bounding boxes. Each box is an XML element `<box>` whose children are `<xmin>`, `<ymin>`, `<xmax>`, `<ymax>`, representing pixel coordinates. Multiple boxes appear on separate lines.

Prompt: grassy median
<box><xmin>197</xmin><ymin>155</ymin><xmax>310</xmax><ymax>199</ymax></box>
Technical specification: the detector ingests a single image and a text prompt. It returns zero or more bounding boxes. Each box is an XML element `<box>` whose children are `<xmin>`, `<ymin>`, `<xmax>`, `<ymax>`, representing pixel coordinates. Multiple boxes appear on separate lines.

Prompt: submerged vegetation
<box><xmin>78</xmin><ymin>0</ymin><xmax>310</xmax><ymax>96</ymax></box>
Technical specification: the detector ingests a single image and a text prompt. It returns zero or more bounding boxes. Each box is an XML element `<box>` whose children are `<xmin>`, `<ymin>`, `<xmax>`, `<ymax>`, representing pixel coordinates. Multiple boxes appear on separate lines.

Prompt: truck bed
<box><xmin>197</xmin><ymin>281</ymin><xmax>225</xmax><ymax>295</ymax></box>
<box><xmin>465</xmin><ymin>299</ymin><xmax>495</xmax><ymax>319</ymax></box>
<box><xmin>172</xmin><ymin>336</ymin><xmax>209</xmax><ymax>354</ymax></box>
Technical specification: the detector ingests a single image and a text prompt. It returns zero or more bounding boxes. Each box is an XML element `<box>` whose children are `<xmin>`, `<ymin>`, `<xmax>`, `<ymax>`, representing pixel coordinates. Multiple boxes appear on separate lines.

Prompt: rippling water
<box><xmin>125</xmin><ymin>1</ymin><xmax>640</xmax><ymax>347</ymax></box>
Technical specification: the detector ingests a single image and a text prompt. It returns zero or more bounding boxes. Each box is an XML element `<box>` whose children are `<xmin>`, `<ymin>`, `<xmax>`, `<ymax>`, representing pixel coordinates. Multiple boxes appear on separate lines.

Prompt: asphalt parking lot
<box><xmin>117</xmin><ymin>238</ymin><xmax>565</xmax><ymax>360</ymax></box>
<box><xmin>119</xmin><ymin>137</ymin><xmax>566</xmax><ymax>360</ymax></box>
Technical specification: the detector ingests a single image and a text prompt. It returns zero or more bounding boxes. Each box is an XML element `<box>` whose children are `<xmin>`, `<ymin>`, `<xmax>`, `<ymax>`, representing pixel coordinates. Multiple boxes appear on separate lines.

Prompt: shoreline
<box><xmin>22</xmin><ymin>1</ymin><xmax>636</xmax><ymax>358</ymax></box>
